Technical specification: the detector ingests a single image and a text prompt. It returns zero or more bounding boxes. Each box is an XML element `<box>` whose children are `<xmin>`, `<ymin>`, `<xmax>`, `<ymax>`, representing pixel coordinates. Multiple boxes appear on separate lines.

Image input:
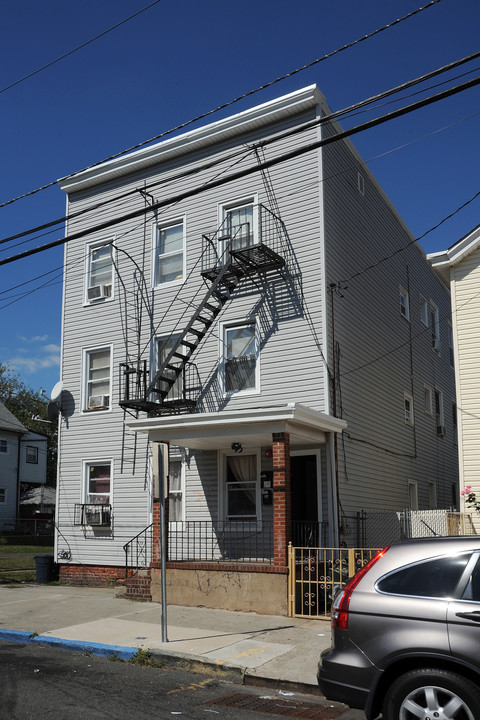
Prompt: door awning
<box><xmin>126</xmin><ymin>402</ymin><xmax>346</xmax><ymax>450</ymax></box>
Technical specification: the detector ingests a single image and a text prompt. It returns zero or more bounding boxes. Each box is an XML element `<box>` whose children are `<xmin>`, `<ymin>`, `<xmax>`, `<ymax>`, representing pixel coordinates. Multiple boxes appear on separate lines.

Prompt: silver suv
<box><xmin>317</xmin><ymin>537</ymin><xmax>480</xmax><ymax>720</ymax></box>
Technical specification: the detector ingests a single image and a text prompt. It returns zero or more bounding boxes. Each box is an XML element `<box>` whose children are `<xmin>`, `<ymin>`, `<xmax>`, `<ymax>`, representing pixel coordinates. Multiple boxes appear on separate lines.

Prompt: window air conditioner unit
<box><xmin>437</xmin><ymin>425</ymin><xmax>447</xmax><ymax>437</ymax></box>
<box><xmin>85</xmin><ymin>506</ymin><xmax>111</xmax><ymax>526</ymax></box>
<box><xmin>87</xmin><ymin>284</ymin><xmax>111</xmax><ymax>301</ymax></box>
<box><xmin>88</xmin><ymin>394</ymin><xmax>109</xmax><ymax>410</ymax></box>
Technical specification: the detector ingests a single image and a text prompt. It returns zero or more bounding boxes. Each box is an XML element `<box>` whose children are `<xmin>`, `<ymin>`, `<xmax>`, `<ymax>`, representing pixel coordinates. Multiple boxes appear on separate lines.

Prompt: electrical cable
<box><xmin>0</xmin><ymin>71</ymin><xmax>477</xmax><ymax>269</ymax></box>
<box><xmin>0</xmin><ymin>0</ymin><xmax>443</xmax><ymax>211</ymax></box>
<box><xmin>0</xmin><ymin>0</ymin><xmax>164</xmax><ymax>96</ymax></box>
<box><xmin>2</xmin><ymin>48</ymin><xmax>479</xmax><ymax>252</ymax></box>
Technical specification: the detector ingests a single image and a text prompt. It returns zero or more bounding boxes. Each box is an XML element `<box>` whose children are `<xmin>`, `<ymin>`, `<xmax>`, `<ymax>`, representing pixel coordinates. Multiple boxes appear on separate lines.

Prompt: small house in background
<box><xmin>428</xmin><ymin>223</ymin><xmax>480</xmax><ymax>530</ymax></box>
<box><xmin>0</xmin><ymin>401</ymin><xmax>48</xmax><ymax>531</ymax></box>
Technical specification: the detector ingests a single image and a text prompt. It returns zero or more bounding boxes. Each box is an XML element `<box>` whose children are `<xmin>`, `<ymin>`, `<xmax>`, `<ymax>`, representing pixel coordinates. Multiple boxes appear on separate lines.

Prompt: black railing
<box><xmin>119</xmin><ymin>360</ymin><xmax>199</xmax><ymax>415</ymax></box>
<box><xmin>168</xmin><ymin>520</ymin><xmax>274</xmax><ymax>564</ymax></box>
<box><xmin>292</xmin><ymin>521</ymin><xmax>328</xmax><ymax>547</ymax></box>
<box><xmin>124</xmin><ymin>523</ymin><xmax>153</xmax><ymax>579</ymax></box>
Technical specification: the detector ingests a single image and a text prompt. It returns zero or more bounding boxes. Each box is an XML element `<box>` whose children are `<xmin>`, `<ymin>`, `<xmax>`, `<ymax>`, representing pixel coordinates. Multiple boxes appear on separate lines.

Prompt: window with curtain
<box><xmin>86</xmin><ymin>462</ymin><xmax>111</xmax><ymax>504</ymax></box>
<box><xmin>226</xmin><ymin>454</ymin><xmax>257</xmax><ymax>519</ymax></box>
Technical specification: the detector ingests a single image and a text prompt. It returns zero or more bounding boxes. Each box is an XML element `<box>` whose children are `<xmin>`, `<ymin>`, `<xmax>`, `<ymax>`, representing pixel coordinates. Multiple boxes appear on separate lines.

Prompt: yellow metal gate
<box><xmin>287</xmin><ymin>544</ymin><xmax>381</xmax><ymax>618</ymax></box>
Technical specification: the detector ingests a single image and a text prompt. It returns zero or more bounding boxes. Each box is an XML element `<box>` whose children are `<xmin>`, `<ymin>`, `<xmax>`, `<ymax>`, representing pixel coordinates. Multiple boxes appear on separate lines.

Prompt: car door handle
<box><xmin>456</xmin><ymin>612</ymin><xmax>480</xmax><ymax>622</ymax></box>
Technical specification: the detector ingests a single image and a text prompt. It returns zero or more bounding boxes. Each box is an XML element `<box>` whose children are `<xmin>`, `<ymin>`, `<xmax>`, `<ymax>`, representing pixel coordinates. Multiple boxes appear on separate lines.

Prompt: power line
<box><xmin>1</xmin><ymin>71</ymin><xmax>478</xmax><ymax>269</ymax></box>
<box><xmin>2</xmin><ymin>48</ymin><xmax>479</xmax><ymax>253</ymax></box>
<box><xmin>0</xmin><ymin>0</ymin><xmax>443</xmax><ymax>211</ymax></box>
<box><xmin>0</xmin><ymin>0</ymin><xmax>164</xmax><ymax>96</ymax></box>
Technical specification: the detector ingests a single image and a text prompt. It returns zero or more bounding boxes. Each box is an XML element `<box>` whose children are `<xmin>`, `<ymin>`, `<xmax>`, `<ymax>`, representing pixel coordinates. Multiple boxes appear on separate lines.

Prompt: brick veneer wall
<box><xmin>59</xmin><ymin>563</ymin><xmax>122</xmax><ymax>587</ymax></box>
<box><xmin>272</xmin><ymin>431</ymin><xmax>291</xmax><ymax>567</ymax></box>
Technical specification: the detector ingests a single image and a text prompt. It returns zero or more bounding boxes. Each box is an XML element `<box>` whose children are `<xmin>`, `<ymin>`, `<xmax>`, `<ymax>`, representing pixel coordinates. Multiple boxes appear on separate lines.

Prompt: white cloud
<box><xmin>42</xmin><ymin>344</ymin><xmax>61</xmax><ymax>353</ymax></box>
<box><xmin>10</xmin><ymin>354</ymin><xmax>60</xmax><ymax>374</ymax></box>
<box><xmin>17</xmin><ymin>334</ymin><xmax>48</xmax><ymax>343</ymax></box>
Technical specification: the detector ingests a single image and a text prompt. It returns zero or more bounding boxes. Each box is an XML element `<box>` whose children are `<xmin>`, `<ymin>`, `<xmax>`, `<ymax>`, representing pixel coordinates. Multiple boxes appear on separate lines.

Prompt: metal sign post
<box><xmin>156</xmin><ymin>442</ymin><xmax>169</xmax><ymax>643</ymax></box>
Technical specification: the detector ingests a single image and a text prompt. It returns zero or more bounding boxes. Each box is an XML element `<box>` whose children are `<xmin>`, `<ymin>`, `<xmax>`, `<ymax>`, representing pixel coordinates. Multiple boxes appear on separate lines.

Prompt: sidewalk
<box><xmin>0</xmin><ymin>584</ymin><xmax>331</xmax><ymax>694</ymax></box>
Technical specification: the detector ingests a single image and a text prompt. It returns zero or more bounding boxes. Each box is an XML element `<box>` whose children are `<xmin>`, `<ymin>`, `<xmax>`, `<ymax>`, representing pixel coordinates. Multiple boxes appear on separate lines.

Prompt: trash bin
<box><xmin>34</xmin><ymin>554</ymin><xmax>54</xmax><ymax>583</ymax></box>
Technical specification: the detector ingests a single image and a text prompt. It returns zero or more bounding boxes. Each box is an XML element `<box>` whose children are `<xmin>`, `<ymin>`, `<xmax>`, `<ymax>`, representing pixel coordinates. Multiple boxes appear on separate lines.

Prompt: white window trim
<box><xmin>430</xmin><ymin>300</ymin><xmax>440</xmax><ymax>352</ymax></box>
<box><xmin>424</xmin><ymin>385</ymin><xmax>433</xmax><ymax>416</ymax></box>
<box><xmin>219</xmin><ymin>318</ymin><xmax>260</xmax><ymax>398</ymax></box>
<box><xmin>218</xmin><ymin>448</ymin><xmax>262</xmax><ymax>523</ymax></box>
<box><xmin>168</xmin><ymin>451</ymin><xmax>185</xmax><ymax>526</ymax></box>
<box><xmin>399</xmin><ymin>285</ymin><xmax>410</xmax><ymax>321</ymax></box>
<box><xmin>420</xmin><ymin>295</ymin><xmax>428</xmax><ymax>327</ymax></box>
<box><xmin>151</xmin><ymin>215</ymin><xmax>186</xmax><ymax>289</ymax></box>
<box><xmin>408</xmin><ymin>480</ymin><xmax>418</xmax><ymax>510</ymax></box>
<box><xmin>404</xmin><ymin>392</ymin><xmax>414</xmax><ymax>426</ymax></box>
<box><xmin>82</xmin><ymin>344</ymin><xmax>113</xmax><ymax>413</ymax></box>
<box><xmin>357</xmin><ymin>172</ymin><xmax>365</xmax><ymax>196</ymax></box>
<box><xmin>82</xmin><ymin>458</ymin><xmax>113</xmax><ymax>506</ymax></box>
<box><xmin>217</xmin><ymin>195</ymin><xmax>259</xmax><ymax>249</ymax></box>
<box><xmin>0</xmin><ymin>488</ymin><xmax>7</xmax><ymax>504</ymax></box>
<box><xmin>84</xmin><ymin>239</ymin><xmax>115</xmax><ymax>306</ymax></box>
<box><xmin>154</xmin><ymin>332</ymin><xmax>184</xmax><ymax>401</ymax></box>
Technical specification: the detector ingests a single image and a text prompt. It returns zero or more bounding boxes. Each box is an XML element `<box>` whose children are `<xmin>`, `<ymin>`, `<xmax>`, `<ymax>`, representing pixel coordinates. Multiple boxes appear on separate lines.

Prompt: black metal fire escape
<box><xmin>119</xmin><ymin>205</ymin><xmax>286</xmax><ymax>416</ymax></box>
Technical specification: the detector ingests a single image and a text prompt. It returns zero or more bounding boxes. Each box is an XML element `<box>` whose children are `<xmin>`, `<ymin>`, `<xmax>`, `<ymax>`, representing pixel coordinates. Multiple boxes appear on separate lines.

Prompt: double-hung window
<box><xmin>430</xmin><ymin>301</ymin><xmax>440</xmax><ymax>351</ymax></box>
<box><xmin>435</xmin><ymin>388</ymin><xmax>445</xmax><ymax>436</ymax></box>
<box><xmin>168</xmin><ymin>455</ymin><xmax>184</xmax><ymax>522</ymax></box>
<box><xmin>26</xmin><ymin>446</ymin><xmax>38</xmax><ymax>464</ymax></box>
<box><xmin>84</xmin><ymin>346</ymin><xmax>112</xmax><ymax>411</ymax></box>
<box><xmin>0</xmin><ymin>439</ymin><xmax>7</xmax><ymax>454</ymax></box>
<box><xmin>220</xmin><ymin>198</ymin><xmax>258</xmax><ymax>254</ymax></box>
<box><xmin>225</xmin><ymin>452</ymin><xmax>259</xmax><ymax>521</ymax></box>
<box><xmin>222</xmin><ymin>321</ymin><xmax>258</xmax><ymax>395</ymax></box>
<box><xmin>0</xmin><ymin>488</ymin><xmax>6</xmax><ymax>504</ymax></box>
<box><xmin>86</xmin><ymin>242</ymin><xmax>113</xmax><ymax>303</ymax></box>
<box><xmin>85</xmin><ymin>461</ymin><xmax>111</xmax><ymax>505</ymax></box>
<box><xmin>404</xmin><ymin>392</ymin><xmax>414</xmax><ymax>426</ymax></box>
<box><xmin>154</xmin><ymin>218</ymin><xmax>185</xmax><ymax>286</ymax></box>
<box><xmin>156</xmin><ymin>334</ymin><xmax>183</xmax><ymax>401</ymax></box>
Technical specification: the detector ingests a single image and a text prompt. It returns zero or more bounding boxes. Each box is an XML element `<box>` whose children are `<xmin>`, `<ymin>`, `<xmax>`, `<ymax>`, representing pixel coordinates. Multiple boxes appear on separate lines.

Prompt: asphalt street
<box><xmin>0</xmin><ymin>642</ymin><xmax>365</xmax><ymax>720</ymax></box>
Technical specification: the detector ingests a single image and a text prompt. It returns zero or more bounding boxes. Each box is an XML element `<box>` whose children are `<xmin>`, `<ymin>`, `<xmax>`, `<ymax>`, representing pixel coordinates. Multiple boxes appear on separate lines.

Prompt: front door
<box><xmin>291</xmin><ymin>452</ymin><xmax>320</xmax><ymax>546</ymax></box>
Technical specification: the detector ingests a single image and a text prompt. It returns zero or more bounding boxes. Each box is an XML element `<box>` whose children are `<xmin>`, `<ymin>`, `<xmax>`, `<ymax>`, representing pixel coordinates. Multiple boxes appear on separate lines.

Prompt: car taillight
<box><xmin>331</xmin><ymin>546</ymin><xmax>390</xmax><ymax>630</ymax></box>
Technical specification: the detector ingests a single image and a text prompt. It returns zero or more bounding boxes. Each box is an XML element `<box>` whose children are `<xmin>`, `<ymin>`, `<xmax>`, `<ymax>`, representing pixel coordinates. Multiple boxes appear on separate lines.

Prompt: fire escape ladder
<box><xmin>146</xmin><ymin>261</ymin><xmax>245</xmax><ymax>401</ymax></box>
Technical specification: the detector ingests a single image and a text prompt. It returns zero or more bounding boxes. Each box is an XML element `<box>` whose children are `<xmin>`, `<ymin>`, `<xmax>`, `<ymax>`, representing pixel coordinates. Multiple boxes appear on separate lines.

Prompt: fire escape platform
<box><xmin>201</xmin><ymin>243</ymin><xmax>285</xmax><ymax>283</ymax></box>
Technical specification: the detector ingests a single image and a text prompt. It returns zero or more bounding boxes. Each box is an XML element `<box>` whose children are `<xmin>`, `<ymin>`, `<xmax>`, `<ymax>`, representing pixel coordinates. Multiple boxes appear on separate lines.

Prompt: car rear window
<box><xmin>377</xmin><ymin>553</ymin><xmax>471</xmax><ymax>598</ymax></box>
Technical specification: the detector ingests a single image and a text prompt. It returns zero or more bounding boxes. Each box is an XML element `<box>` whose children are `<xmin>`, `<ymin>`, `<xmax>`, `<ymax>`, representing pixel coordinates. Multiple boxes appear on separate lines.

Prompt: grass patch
<box><xmin>129</xmin><ymin>649</ymin><xmax>164</xmax><ymax>668</ymax></box>
<box><xmin>0</xmin><ymin>545</ymin><xmax>53</xmax><ymax>555</ymax></box>
<box><xmin>0</xmin><ymin>570</ymin><xmax>36</xmax><ymax>583</ymax></box>
<box><xmin>0</xmin><ymin>556</ymin><xmax>37</xmax><ymax>571</ymax></box>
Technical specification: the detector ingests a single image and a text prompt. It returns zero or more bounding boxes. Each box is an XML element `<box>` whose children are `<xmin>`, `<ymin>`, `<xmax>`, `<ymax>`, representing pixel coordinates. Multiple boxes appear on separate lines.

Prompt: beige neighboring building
<box><xmin>429</xmin><ymin>224</ymin><xmax>480</xmax><ymax>521</ymax></box>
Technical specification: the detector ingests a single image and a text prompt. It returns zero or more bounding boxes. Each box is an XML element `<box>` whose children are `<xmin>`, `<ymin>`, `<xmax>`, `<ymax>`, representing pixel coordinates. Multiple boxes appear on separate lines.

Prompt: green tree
<box><xmin>0</xmin><ymin>363</ymin><xmax>57</xmax><ymax>487</ymax></box>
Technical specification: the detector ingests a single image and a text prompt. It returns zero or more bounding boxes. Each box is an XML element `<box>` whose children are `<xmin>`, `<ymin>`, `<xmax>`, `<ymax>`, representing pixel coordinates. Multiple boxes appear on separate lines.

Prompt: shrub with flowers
<box><xmin>460</xmin><ymin>485</ymin><xmax>480</xmax><ymax>514</ymax></box>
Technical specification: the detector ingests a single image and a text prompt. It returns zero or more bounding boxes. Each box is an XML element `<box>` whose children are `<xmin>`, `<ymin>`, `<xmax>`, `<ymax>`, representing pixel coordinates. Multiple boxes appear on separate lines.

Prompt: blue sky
<box><xmin>0</xmin><ymin>0</ymin><xmax>478</xmax><ymax>395</ymax></box>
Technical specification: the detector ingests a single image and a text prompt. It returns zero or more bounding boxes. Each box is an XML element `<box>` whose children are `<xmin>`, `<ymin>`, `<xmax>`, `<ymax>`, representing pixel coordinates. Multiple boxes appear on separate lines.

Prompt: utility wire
<box><xmin>0</xmin><ymin>0</ymin><xmax>443</xmax><ymax>211</ymax></box>
<box><xmin>0</xmin><ymin>71</ymin><xmax>477</xmax><ymax>269</ymax></box>
<box><xmin>2</xmin><ymin>48</ymin><xmax>479</xmax><ymax>252</ymax></box>
<box><xmin>0</xmin><ymin>0</ymin><xmax>164</xmax><ymax>96</ymax></box>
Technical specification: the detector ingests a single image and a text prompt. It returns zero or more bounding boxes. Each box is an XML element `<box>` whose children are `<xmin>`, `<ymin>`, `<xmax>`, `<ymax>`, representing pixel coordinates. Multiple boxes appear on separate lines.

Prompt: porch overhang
<box><xmin>125</xmin><ymin>402</ymin><xmax>347</xmax><ymax>450</ymax></box>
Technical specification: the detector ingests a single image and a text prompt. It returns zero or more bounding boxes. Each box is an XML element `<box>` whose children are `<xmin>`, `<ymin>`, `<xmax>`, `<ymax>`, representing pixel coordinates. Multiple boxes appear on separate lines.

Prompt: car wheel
<box><xmin>382</xmin><ymin>668</ymin><xmax>480</xmax><ymax>720</ymax></box>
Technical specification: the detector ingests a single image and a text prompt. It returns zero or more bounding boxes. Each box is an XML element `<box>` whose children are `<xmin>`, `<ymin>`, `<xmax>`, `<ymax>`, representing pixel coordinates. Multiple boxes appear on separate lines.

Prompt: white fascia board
<box><xmin>59</xmin><ymin>85</ymin><xmax>324</xmax><ymax>195</ymax></box>
<box><xmin>428</xmin><ymin>225</ymin><xmax>480</xmax><ymax>269</ymax></box>
<box><xmin>126</xmin><ymin>402</ymin><xmax>346</xmax><ymax>437</ymax></box>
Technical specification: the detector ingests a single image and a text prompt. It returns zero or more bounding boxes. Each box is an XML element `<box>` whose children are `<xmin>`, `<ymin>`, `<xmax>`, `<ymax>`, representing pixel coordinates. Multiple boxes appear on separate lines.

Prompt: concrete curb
<box><xmin>149</xmin><ymin>647</ymin><xmax>246</xmax><ymax>683</ymax></box>
<box><xmin>0</xmin><ymin>629</ymin><xmax>137</xmax><ymax>661</ymax></box>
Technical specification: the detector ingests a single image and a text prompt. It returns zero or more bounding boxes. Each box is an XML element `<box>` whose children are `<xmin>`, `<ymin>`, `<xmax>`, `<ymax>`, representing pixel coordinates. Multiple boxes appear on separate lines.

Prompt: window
<box><xmin>26</xmin><ymin>446</ymin><xmax>38</xmax><ymax>464</ymax></box>
<box><xmin>220</xmin><ymin>198</ymin><xmax>258</xmax><ymax>253</ymax></box>
<box><xmin>452</xmin><ymin>402</ymin><xmax>458</xmax><ymax>445</ymax></box>
<box><xmin>86</xmin><ymin>242</ymin><xmax>113</xmax><ymax>302</ymax></box>
<box><xmin>156</xmin><ymin>334</ymin><xmax>183</xmax><ymax>400</ymax></box>
<box><xmin>154</xmin><ymin>218</ymin><xmax>185</xmax><ymax>285</ymax></box>
<box><xmin>357</xmin><ymin>172</ymin><xmax>365</xmax><ymax>196</ymax></box>
<box><xmin>84</xmin><ymin>347</ymin><xmax>111</xmax><ymax>411</ymax></box>
<box><xmin>222</xmin><ymin>321</ymin><xmax>258</xmax><ymax>395</ymax></box>
<box><xmin>430</xmin><ymin>301</ymin><xmax>440</xmax><ymax>350</ymax></box>
<box><xmin>85</xmin><ymin>461</ymin><xmax>111</xmax><ymax>505</ymax></box>
<box><xmin>408</xmin><ymin>480</ymin><xmax>418</xmax><ymax>510</ymax></box>
<box><xmin>225</xmin><ymin>453</ymin><xmax>259</xmax><ymax>520</ymax></box>
<box><xmin>404</xmin><ymin>393</ymin><xmax>414</xmax><ymax>426</ymax></box>
<box><xmin>420</xmin><ymin>296</ymin><xmax>428</xmax><ymax>326</ymax></box>
<box><xmin>428</xmin><ymin>481</ymin><xmax>437</xmax><ymax>508</ymax></box>
<box><xmin>399</xmin><ymin>286</ymin><xmax>410</xmax><ymax>321</ymax></box>
<box><xmin>435</xmin><ymin>388</ymin><xmax>445</xmax><ymax>435</ymax></box>
<box><xmin>377</xmin><ymin>554</ymin><xmax>471</xmax><ymax>598</ymax></box>
<box><xmin>424</xmin><ymin>385</ymin><xmax>433</xmax><ymax>415</ymax></box>
<box><xmin>0</xmin><ymin>488</ymin><xmax>6</xmax><ymax>504</ymax></box>
<box><xmin>448</xmin><ymin>323</ymin><xmax>454</xmax><ymax>367</ymax></box>
<box><xmin>0</xmin><ymin>439</ymin><xmax>7</xmax><ymax>453</ymax></box>
<box><xmin>461</xmin><ymin>556</ymin><xmax>480</xmax><ymax>601</ymax></box>
<box><xmin>168</xmin><ymin>456</ymin><xmax>184</xmax><ymax>522</ymax></box>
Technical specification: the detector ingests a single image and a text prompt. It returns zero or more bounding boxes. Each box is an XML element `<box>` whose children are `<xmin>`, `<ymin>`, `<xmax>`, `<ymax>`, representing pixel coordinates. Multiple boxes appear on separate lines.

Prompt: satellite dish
<box><xmin>47</xmin><ymin>400</ymin><xmax>60</xmax><ymax>422</ymax></box>
<box><xmin>50</xmin><ymin>380</ymin><xmax>63</xmax><ymax>402</ymax></box>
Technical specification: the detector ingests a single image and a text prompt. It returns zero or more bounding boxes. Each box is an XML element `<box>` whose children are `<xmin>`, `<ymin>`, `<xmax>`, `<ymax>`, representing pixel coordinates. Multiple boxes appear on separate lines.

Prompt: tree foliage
<box><xmin>0</xmin><ymin>363</ymin><xmax>57</xmax><ymax>486</ymax></box>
